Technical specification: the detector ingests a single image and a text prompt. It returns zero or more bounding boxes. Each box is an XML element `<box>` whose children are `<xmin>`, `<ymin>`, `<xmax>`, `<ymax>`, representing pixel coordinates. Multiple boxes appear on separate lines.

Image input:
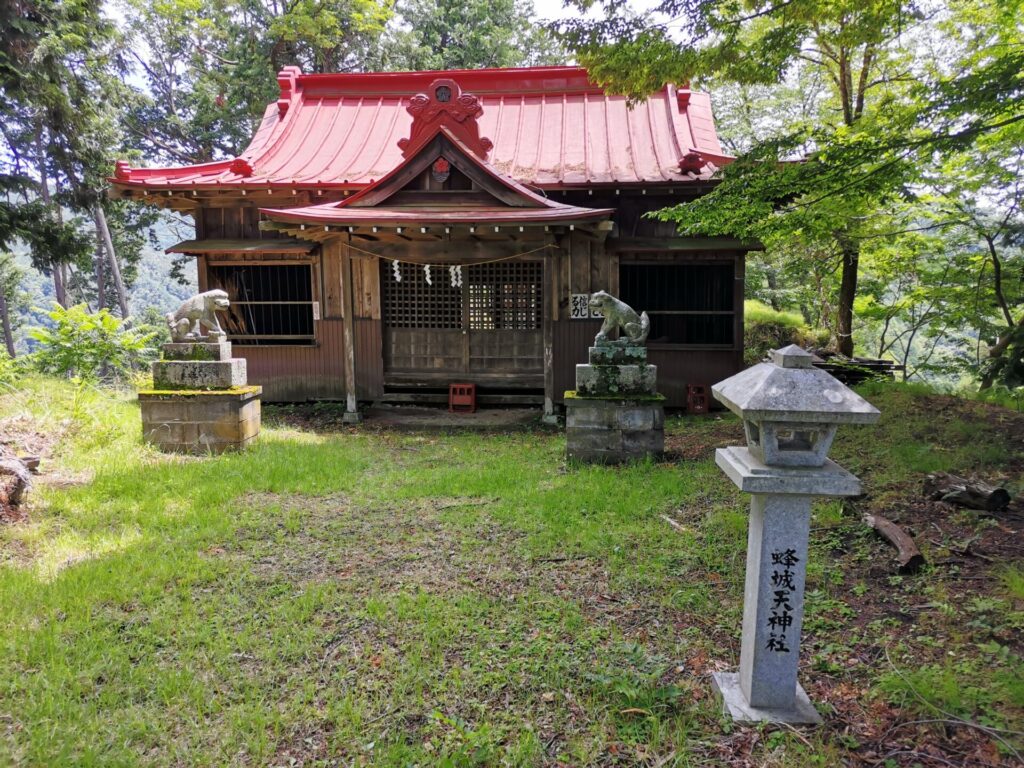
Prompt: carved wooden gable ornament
<box><xmin>398</xmin><ymin>78</ymin><xmax>494</xmax><ymax>161</ymax></box>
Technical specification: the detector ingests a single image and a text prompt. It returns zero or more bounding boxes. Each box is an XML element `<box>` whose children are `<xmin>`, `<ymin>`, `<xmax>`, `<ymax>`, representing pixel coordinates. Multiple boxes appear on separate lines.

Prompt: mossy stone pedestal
<box><xmin>139</xmin><ymin>341</ymin><xmax>262</xmax><ymax>454</ymax></box>
<box><xmin>565</xmin><ymin>344</ymin><xmax>664</xmax><ymax>463</ymax></box>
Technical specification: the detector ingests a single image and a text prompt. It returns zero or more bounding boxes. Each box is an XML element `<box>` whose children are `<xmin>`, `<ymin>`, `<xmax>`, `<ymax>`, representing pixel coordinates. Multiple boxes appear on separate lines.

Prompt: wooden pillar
<box><xmin>340</xmin><ymin>241</ymin><xmax>361</xmax><ymax>423</ymax></box>
<box><xmin>734</xmin><ymin>251</ymin><xmax>746</xmax><ymax>359</ymax></box>
<box><xmin>543</xmin><ymin>253</ymin><xmax>556</xmax><ymax>421</ymax></box>
<box><xmin>196</xmin><ymin>255</ymin><xmax>209</xmax><ymax>292</ymax></box>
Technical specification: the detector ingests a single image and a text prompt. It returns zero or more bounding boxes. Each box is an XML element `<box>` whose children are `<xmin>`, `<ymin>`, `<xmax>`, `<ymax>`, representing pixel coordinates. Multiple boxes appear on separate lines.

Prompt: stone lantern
<box><xmin>709</xmin><ymin>344</ymin><xmax>879</xmax><ymax>724</ymax></box>
<box><xmin>714</xmin><ymin>345</ymin><xmax>878</xmax><ymax>469</ymax></box>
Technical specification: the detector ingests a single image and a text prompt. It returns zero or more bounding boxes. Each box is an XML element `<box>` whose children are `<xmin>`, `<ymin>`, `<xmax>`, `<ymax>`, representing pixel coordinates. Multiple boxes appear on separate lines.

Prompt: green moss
<box><xmin>137</xmin><ymin>385</ymin><xmax>261</xmax><ymax>398</ymax></box>
<box><xmin>563</xmin><ymin>390</ymin><xmax>666</xmax><ymax>403</ymax></box>
<box><xmin>163</xmin><ymin>348</ymin><xmax>216</xmax><ymax>362</ymax></box>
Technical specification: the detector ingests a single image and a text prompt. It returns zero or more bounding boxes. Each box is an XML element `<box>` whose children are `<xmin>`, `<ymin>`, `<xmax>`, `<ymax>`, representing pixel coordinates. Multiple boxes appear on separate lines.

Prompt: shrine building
<box><xmin>110</xmin><ymin>66</ymin><xmax>755</xmax><ymax>418</ymax></box>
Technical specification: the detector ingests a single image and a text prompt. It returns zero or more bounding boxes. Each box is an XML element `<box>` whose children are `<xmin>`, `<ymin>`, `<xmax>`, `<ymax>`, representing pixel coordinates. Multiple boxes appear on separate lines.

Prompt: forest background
<box><xmin>0</xmin><ymin>0</ymin><xmax>1021</xmax><ymax>391</ymax></box>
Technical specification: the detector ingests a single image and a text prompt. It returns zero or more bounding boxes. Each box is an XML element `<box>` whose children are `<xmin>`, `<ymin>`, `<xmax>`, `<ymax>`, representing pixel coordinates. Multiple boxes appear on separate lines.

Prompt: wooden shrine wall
<box><xmin>351</xmin><ymin>252</ymin><xmax>385</xmax><ymax>399</ymax></box>
<box><xmin>195</xmin><ymin>243</ymin><xmax>346</xmax><ymax>402</ymax></box>
<box><xmin>188</xmin><ymin>187</ymin><xmax>748</xmax><ymax>406</ymax></box>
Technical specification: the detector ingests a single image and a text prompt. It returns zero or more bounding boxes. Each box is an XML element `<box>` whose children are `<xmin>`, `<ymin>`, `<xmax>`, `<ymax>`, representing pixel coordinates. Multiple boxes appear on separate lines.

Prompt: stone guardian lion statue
<box><xmin>166</xmin><ymin>289</ymin><xmax>231</xmax><ymax>342</ymax></box>
<box><xmin>589</xmin><ymin>291</ymin><xmax>650</xmax><ymax>346</ymax></box>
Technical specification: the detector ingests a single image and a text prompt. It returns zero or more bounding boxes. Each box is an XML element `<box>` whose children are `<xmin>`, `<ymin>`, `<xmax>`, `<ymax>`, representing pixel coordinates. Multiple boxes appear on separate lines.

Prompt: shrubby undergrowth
<box><xmin>26</xmin><ymin>304</ymin><xmax>157</xmax><ymax>383</ymax></box>
<box><xmin>743</xmin><ymin>300</ymin><xmax>829</xmax><ymax>365</ymax></box>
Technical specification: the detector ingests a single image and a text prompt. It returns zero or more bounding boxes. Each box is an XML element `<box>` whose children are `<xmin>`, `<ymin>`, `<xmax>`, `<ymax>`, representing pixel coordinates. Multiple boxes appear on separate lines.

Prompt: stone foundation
<box><xmin>565</xmin><ymin>395</ymin><xmax>665</xmax><ymax>463</ymax></box>
<box><xmin>139</xmin><ymin>387</ymin><xmax>262</xmax><ymax>455</ymax></box>
<box><xmin>565</xmin><ymin>341</ymin><xmax>665</xmax><ymax>463</ymax></box>
<box><xmin>152</xmin><ymin>358</ymin><xmax>247</xmax><ymax>390</ymax></box>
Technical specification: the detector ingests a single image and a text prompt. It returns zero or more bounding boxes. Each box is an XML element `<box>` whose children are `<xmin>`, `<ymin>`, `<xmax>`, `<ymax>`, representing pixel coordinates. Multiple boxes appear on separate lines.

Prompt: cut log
<box><xmin>863</xmin><ymin>513</ymin><xmax>925</xmax><ymax>572</ymax></box>
<box><xmin>0</xmin><ymin>458</ymin><xmax>32</xmax><ymax>508</ymax></box>
<box><xmin>18</xmin><ymin>455</ymin><xmax>40</xmax><ymax>473</ymax></box>
<box><xmin>923</xmin><ymin>472</ymin><xmax>1011</xmax><ymax>512</ymax></box>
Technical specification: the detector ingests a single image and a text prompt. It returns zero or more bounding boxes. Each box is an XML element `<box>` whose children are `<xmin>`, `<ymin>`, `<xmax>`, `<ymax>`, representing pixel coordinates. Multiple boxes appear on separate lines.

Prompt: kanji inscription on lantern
<box><xmin>767</xmin><ymin>548</ymin><xmax>799</xmax><ymax>653</ymax></box>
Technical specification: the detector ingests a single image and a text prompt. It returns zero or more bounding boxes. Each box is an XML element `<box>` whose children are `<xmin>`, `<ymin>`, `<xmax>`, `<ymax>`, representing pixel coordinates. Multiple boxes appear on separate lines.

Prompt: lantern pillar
<box><xmin>709</xmin><ymin>345</ymin><xmax>880</xmax><ymax>724</ymax></box>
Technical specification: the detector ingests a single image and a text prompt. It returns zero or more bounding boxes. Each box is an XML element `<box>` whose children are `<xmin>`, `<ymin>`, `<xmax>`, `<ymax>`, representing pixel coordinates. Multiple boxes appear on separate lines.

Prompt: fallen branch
<box><xmin>863</xmin><ymin>514</ymin><xmax>925</xmax><ymax>572</ymax></box>
<box><xmin>660</xmin><ymin>514</ymin><xmax>689</xmax><ymax>533</ymax></box>
<box><xmin>924</xmin><ymin>472</ymin><xmax>1011</xmax><ymax>511</ymax></box>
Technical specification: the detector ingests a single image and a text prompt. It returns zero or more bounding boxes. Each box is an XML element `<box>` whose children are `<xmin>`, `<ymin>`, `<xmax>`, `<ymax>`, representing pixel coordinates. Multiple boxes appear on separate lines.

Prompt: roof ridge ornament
<box><xmin>277</xmin><ymin>66</ymin><xmax>302</xmax><ymax>116</ymax></box>
<box><xmin>397</xmin><ymin>78</ymin><xmax>494</xmax><ymax>160</ymax></box>
<box><xmin>229</xmin><ymin>158</ymin><xmax>254</xmax><ymax>177</ymax></box>
<box><xmin>679</xmin><ymin>151</ymin><xmax>707</xmax><ymax>173</ymax></box>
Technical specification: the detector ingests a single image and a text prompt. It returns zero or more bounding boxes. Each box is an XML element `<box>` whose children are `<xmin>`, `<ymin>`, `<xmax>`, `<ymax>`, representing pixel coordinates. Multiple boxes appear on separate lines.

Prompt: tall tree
<box><xmin>378</xmin><ymin>0</ymin><xmax>562</xmax><ymax>71</ymax></box>
<box><xmin>557</xmin><ymin>0</ymin><xmax>1024</xmax><ymax>358</ymax></box>
<box><xmin>120</xmin><ymin>0</ymin><xmax>395</xmax><ymax>163</ymax></box>
<box><xmin>0</xmin><ymin>253</ymin><xmax>26</xmax><ymax>357</ymax></box>
<box><xmin>0</xmin><ymin>0</ymin><xmax>153</xmax><ymax>318</ymax></box>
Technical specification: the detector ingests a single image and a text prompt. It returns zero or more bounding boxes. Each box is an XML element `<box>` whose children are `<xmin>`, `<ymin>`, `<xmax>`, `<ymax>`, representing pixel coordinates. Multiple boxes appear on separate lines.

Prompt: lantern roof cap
<box><xmin>712</xmin><ymin>346</ymin><xmax>881</xmax><ymax>424</ymax></box>
<box><xmin>771</xmin><ymin>344</ymin><xmax>814</xmax><ymax>368</ymax></box>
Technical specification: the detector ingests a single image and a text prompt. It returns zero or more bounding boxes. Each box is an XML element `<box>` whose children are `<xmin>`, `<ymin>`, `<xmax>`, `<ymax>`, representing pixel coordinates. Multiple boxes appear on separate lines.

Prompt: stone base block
<box><xmin>151</xmin><ymin>358</ymin><xmax>247</xmax><ymax>390</ymax></box>
<box><xmin>161</xmin><ymin>341</ymin><xmax>232</xmax><ymax>361</ymax></box>
<box><xmin>342</xmin><ymin>411</ymin><xmax>363</xmax><ymax>425</ymax></box>
<box><xmin>139</xmin><ymin>386</ymin><xmax>261</xmax><ymax>455</ymax></box>
<box><xmin>711</xmin><ymin>672</ymin><xmax>822</xmax><ymax>724</ymax></box>
<box><xmin>575</xmin><ymin>363</ymin><xmax>657</xmax><ymax>397</ymax></box>
<box><xmin>565</xmin><ymin>397</ymin><xmax>664</xmax><ymax>463</ymax></box>
<box><xmin>588</xmin><ymin>345</ymin><xmax>648</xmax><ymax>365</ymax></box>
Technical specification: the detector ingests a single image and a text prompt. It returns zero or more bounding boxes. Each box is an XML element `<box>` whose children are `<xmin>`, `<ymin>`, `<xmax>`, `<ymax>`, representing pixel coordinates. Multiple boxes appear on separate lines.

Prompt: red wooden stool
<box><xmin>449</xmin><ymin>383</ymin><xmax>477</xmax><ymax>414</ymax></box>
<box><xmin>687</xmin><ymin>384</ymin><xmax>709</xmax><ymax>414</ymax></box>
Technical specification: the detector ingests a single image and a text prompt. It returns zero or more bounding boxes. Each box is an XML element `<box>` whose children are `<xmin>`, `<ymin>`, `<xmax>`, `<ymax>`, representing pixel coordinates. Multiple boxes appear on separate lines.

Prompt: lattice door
<box><xmin>467</xmin><ymin>261</ymin><xmax>543</xmax><ymax>331</ymax></box>
<box><xmin>381</xmin><ymin>262</ymin><xmax>462</xmax><ymax>329</ymax></box>
<box><xmin>381</xmin><ymin>260</ymin><xmax>544</xmax><ymax>380</ymax></box>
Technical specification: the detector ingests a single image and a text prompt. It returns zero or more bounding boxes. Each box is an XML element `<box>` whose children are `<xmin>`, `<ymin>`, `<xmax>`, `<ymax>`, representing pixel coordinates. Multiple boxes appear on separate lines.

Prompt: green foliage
<box><xmin>877</xmin><ymin>653</ymin><xmax>1024</xmax><ymax>732</ymax></box>
<box><xmin>28</xmin><ymin>303</ymin><xmax>156</xmax><ymax>381</ymax></box>
<box><xmin>382</xmin><ymin>0</ymin><xmax>561</xmax><ymax>70</ymax></box>
<box><xmin>557</xmin><ymin>0</ymin><xmax>1023</xmax><ymax>371</ymax></box>
<box><xmin>0</xmin><ymin>350</ymin><xmax>16</xmax><ymax>387</ymax></box>
<box><xmin>981</xmin><ymin>322</ymin><xmax>1024</xmax><ymax>389</ymax></box>
<box><xmin>743</xmin><ymin>300</ymin><xmax>827</xmax><ymax>365</ymax></box>
<box><xmin>121</xmin><ymin>0</ymin><xmax>396</xmax><ymax>162</ymax></box>
<box><xmin>1000</xmin><ymin>565</ymin><xmax>1024</xmax><ymax>602</ymax></box>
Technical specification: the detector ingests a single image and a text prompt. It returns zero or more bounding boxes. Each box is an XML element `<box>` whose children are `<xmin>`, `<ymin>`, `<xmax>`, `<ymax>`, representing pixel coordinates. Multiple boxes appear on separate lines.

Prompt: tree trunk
<box><xmin>979</xmin><ymin>317</ymin><xmax>1023</xmax><ymax>389</ymax></box>
<box><xmin>978</xmin><ymin>235</ymin><xmax>1019</xmax><ymax>389</ymax></box>
<box><xmin>92</xmin><ymin>203</ymin><xmax>128</xmax><ymax>319</ymax></box>
<box><xmin>836</xmin><ymin>237</ymin><xmax>859</xmax><ymax>357</ymax></box>
<box><xmin>94</xmin><ymin>240</ymin><xmax>106</xmax><ymax>311</ymax></box>
<box><xmin>765</xmin><ymin>267</ymin><xmax>782</xmax><ymax>311</ymax></box>
<box><xmin>35</xmin><ymin>123</ymin><xmax>69</xmax><ymax>308</ymax></box>
<box><xmin>52</xmin><ymin>263</ymin><xmax>67</xmax><ymax>308</ymax></box>
<box><xmin>0</xmin><ymin>288</ymin><xmax>15</xmax><ymax>357</ymax></box>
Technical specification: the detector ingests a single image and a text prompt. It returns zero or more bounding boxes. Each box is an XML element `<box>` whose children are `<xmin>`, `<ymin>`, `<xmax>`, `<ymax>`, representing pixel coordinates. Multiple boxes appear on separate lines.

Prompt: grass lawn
<box><xmin>0</xmin><ymin>377</ymin><xmax>1022</xmax><ymax>767</ymax></box>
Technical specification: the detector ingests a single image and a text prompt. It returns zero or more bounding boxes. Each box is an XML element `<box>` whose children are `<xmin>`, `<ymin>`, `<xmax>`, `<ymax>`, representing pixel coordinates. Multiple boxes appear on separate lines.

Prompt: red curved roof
<box><xmin>261</xmin><ymin>125</ymin><xmax>615</xmax><ymax>227</ymax></box>
<box><xmin>112</xmin><ymin>66</ymin><xmax>731</xmax><ymax>191</ymax></box>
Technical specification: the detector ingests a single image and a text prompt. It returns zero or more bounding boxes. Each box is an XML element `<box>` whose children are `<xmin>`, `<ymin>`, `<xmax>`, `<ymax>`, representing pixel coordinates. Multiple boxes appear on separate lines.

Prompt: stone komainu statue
<box><xmin>166</xmin><ymin>290</ymin><xmax>231</xmax><ymax>342</ymax></box>
<box><xmin>589</xmin><ymin>291</ymin><xmax>651</xmax><ymax>346</ymax></box>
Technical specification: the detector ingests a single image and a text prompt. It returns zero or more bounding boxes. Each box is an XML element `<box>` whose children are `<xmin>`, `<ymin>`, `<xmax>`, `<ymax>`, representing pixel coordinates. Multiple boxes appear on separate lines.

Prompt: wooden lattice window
<box><xmin>381</xmin><ymin>262</ymin><xmax>462</xmax><ymax>329</ymax></box>
<box><xmin>207</xmin><ymin>262</ymin><xmax>316</xmax><ymax>346</ymax></box>
<box><xmin>620</xmin><ymin>262</ymin><xmax>735</xmax><ymax>346</ymax></box>
<box><xmin>468</xmin><ymin>261</ymin><xmax>542</xmax><ymax>330</ymax></box>
<box><xmin>381</xmin><ymin>260</ymin><xmax>543</xmax><ymax>331</ymax></box>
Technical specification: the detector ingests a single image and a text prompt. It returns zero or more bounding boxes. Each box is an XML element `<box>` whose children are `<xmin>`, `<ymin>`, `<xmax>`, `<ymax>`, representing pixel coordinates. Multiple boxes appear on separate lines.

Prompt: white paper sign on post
<box><xmin>570</xmin><ymin>294</ymin><xmax>590</xmax><ymax>319</ymax></box>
